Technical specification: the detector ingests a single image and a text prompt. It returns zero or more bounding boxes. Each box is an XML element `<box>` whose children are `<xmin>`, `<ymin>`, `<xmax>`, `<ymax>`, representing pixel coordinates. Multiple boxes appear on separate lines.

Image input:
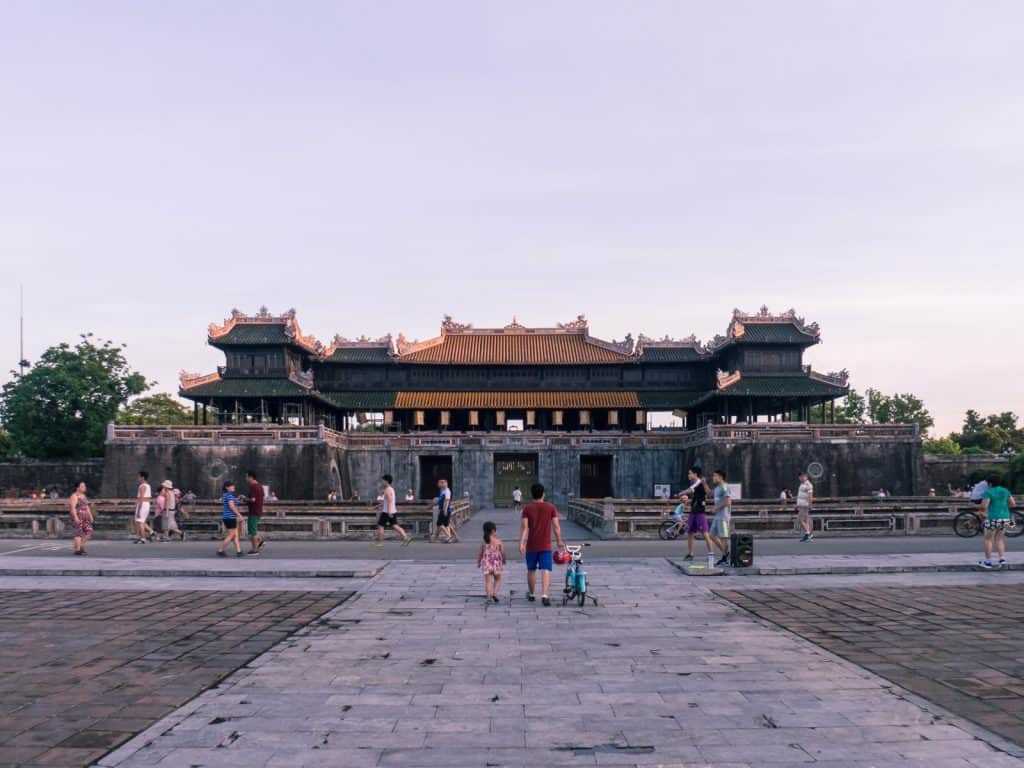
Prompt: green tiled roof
<box><xmin>733</xmin><ymin>324</ymin><xmax>817</xmax><ymax>345</ymax></box>
<box><xmin>318</xmin><ymin>391</ymin><xmax>398</xmax><ymax>410</ymax></box>
<box><xmin>180</xmin><ymin>377</ymin><xmax>315</xmax><ymax>399</ymax></box>
<box><xmin>638</xmin><ymin>391</ymin><xmax>711</xmax><ymax>409</ymax></box>
<box><xmin>716</xmin><ymin>375</ymin><xmax>847</xmax><ymax>398</ymax></box>
<box><xmin>637</xmin><ymin>348</ymin><xmax>706</xmax><ymax>363</ymax></box>
<box><xmin>209</xmin><ymin>324</ymin><xmax>292</xmax><ymax>347</ymax></box>
<box><xmin>325</xmin><ymin>348</ymin><xmax>394</xmax><ymax>363</ymax></box>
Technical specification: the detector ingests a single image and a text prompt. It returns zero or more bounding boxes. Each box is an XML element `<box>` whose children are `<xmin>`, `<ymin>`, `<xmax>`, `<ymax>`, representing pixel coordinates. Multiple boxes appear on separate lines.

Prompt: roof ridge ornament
<box><xmin>635</xmin><ymin>333</ymin><xmax>705</xmax><ymax>354</ymax></box>
<box><xmin>441</xmin><ymin>315</ymin><xmax>473</xmax><ymax>334</ymax></box>
<box><xmin>556</xmin><ymin>314</ymin><xmax>588</xmax><ymax>331</ymax></box>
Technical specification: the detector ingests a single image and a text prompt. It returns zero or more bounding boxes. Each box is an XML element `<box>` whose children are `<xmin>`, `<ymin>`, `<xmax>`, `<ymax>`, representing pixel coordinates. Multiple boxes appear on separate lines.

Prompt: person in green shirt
<box><xmin>979</xmin><ymin>475</ymin><xmax>1016</xmax><ymax>570</ymax></box>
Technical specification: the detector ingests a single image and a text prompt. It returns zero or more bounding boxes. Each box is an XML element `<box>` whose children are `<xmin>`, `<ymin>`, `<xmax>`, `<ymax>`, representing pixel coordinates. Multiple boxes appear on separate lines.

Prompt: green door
<box><xmin>493</xmin><ymin>453</ymin><xmax>538</xmax><ymax>507</ymax></box>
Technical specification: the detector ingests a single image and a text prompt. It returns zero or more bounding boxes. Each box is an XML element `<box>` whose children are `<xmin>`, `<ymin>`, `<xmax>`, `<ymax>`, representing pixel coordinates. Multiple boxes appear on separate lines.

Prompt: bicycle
<box><xmin>561</xmin><ymin>545</ymin><xmax>597</xmax><ymax>607</ymax></box>
<box><xmin>658</xmin><ymin>503</ymin><xmax>688</xmax><ymax>540</ymax></box>
<box><xmin>953</xmin><ymin>509</ymin><xmax>1024</xmax><ymax>539</ymax></box>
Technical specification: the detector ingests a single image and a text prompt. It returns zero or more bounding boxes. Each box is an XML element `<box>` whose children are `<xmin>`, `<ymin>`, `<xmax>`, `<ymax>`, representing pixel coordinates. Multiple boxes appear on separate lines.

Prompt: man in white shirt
<box><xmin>512</xmin><ymin>486</ymin><xmax>523</xmax><ymax>513</ymax></box>
<box><xmin>796</xmin><ymin>472</ymin><xmax>814</xmax><ymax>543</ymax></box>
<box><xmin>134</xmin><ymin>471</ymin><xmax>153</xmax><ymax>543</ymax></box>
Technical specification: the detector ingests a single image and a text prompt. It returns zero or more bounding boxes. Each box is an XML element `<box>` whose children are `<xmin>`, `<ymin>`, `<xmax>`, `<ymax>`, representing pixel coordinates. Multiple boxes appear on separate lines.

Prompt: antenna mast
<box><xmin>19</xmin><ymin>284</ymin><xmax>24</xmax><ymax>377</ymax></box>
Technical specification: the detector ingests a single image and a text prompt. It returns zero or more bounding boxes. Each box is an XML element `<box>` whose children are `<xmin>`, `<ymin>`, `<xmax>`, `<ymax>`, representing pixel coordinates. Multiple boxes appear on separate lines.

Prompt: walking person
<box><xmin>979</xmin><ymin>475</ymin><xmax>1016</xmax><ymax>570</ymax></box>
<box><xmin>134</xmin><ymin>471</ymin><xmax>153</xmax><ymax>543</ymax></box>
<box><xmin>512</xmin><ymin>485</ymin><xmax>523</xmax><ymax>513</ymax></box>
<box><xmin>245</xmin><ymin>470</ymin><xmax>266</xmax><ymax>555</ymax></box>
<box><xmin>152</xmin><ymin>484</ymin><xmax>167</xmax><ymax>540</ymax></box>
<box><xmin>433</xmin><ymin>478</ymin><xmax>458</xmax><ymax>543</ymax></box>
<box><xmin>709</xmin><ymin>469</ymin><xmax>732</xmax><ymax>566</ymax></box>
<box><xmin>477</xmin><ymin>521</ymin><xmax>507</xmax><ymax>603</ymax></box>
<box><xmin>519</xmin><ymin>482</ymin><xmax>565</xmax><ymax>606</ymax></box>
<box><xmin>216</xmin><ymin>481</ymin><xmax>246</xmax><ymax>557</ymax></box>
<box><xmin>160</xmin><ymin>481</ymin><xmax>184</xmax><ymax>541</ymax></box>
<box><xmin>796</xmin><ymin>472</ymin><xmax>814</xmax><ymax>542</ymax></box>
<box><xmin>682</xmin><ymin>467</ymin><xmax>714</xmax><ymax>561</ymax></box>
<box><xmin>69</xmin><ymin>481</ymin><xmax>94</xmax><ymax>556</ymax></box>
<box><xmin>373</xmin><ymin>474</ymin><xmax>412</xmax><ymax>547</ymax></box>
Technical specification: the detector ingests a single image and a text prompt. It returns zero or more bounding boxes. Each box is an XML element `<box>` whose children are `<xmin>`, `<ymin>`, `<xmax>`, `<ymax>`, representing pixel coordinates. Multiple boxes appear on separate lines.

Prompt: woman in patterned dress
<box><xmin>69</xmin><ymin>481</ymin><xmax>94</xmax><ymax>556</ymax></box>
<box><xmin>477</xmin><ymin>521</ymin><xmax>507</xmax><ymax>603</ymax></box>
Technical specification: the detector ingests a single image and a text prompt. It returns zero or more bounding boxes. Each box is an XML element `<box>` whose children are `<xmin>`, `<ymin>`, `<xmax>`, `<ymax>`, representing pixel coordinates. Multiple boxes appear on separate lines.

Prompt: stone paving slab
<box><xmin>672</xmin><ymin>552</ymin><xmax>1023</xmax><ymax>576</ymax></box>
<box><xmin>0</xmin><ymin>589</ymin><xmax>352</xmax><ymax>768</ymax></box>
<box><xmin>0</xmin><ymin>556</ymin><xmax>385</xmax><ymax>578</ymax></box>
<box><xmin>97</xmin><ymin>560</ymin><xmax>1024</xmax><ymax>768</ymax></box>
<box><xmin>717</xmin><ymin>584</ymin><xmax>1024</xmax><ymax>749</ymax></box>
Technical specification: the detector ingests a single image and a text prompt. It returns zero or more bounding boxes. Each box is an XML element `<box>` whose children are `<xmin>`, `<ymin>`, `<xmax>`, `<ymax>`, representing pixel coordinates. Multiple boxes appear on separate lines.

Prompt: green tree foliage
<box><xmin>863</xmin><ymin>388</ymin><xmax>934</xmax><ymax>433</ymax></box>
<box><xmin>0</xmin><ymin>429</ymin><xmax>13</xmax><ymax>461</ymax></box>
<box><xmin>952</xmin><ymin>410</ymin><xmax>1022</xmax><ymax>454</ymax></box>
<box><xmin>1008</xmin><ymin>454</ymin><xmax>1024</xmax><ymax>494</ymax></box>
<box><xmin>117</xmin><ymin>393</ymin><xmax>192</xmax><ymax>425</ymax></box>
<box><xmin>0</xmin><ymin>335</ymin><xmax>148</xmax><ymax>459</ymax></box>
<box><xmin>809</xmin><ymin>389</ymin><xmax>864</xmax><ymax>424</ymax></box>
<box><xmin>922</xmin><ymin>436</ymin><xmax>961</xmax><ymax>455</ymax></box>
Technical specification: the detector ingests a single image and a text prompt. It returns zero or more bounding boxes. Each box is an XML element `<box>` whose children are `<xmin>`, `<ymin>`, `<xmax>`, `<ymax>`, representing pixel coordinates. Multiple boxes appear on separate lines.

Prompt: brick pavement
<box><xmin>99</xmin><ymin>561</ymin><xmax>1023</xmax><ymax>768</ymax></box>
<box><xmin>717</xmin><ymin>584</ymin><xmax>1024</xmax><ymax>749</ymax></box>
<box><xmin>0</xmin><ymin>589</ymin><xmax>352</xmax><ymax>768</ymax></box>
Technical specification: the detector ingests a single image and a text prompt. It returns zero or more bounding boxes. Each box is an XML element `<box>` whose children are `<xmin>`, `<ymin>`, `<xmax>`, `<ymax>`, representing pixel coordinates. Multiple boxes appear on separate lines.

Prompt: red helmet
<box><xmin>552</xmin><ymin>550</ymin><xmax>572</xmax><ymax>565</ymax></box>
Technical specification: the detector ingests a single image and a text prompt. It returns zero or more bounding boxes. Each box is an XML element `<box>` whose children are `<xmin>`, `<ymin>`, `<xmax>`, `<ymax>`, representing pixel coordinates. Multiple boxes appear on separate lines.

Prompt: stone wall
<box><xmin>922</xmin><ymin>454</ymin><xmax>1010</xmax><ymax>492</ymax></box>
<box><xmin>0</xmin><ymin>460</ymin><xmax>105</xmax><ymax>497</ymax></box>
<box><xmin>683</xmin><ymin>440</ymin><xmax>925</xmax><ymax>497</ymax></box>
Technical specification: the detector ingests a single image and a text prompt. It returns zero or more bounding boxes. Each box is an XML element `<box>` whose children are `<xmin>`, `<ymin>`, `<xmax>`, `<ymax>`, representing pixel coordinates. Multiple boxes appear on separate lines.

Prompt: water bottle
<box><xmin>706</xmin><ymin>552</ymin><xmax>715</xmax><ymax>570</ymax></box>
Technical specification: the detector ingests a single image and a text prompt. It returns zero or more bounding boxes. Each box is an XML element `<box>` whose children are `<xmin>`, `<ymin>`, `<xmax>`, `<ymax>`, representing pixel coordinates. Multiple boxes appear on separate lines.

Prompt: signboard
<box><xmin>653</xmin><ymin>484</ymin><xmax>672</xmax><ymax>500</ymax></box>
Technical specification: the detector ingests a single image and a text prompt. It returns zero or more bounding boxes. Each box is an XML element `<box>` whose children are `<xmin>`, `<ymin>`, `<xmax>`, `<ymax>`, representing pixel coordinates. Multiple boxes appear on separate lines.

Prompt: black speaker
<box><xmin>730</xmin><ymin>533</ymin><xmax>754</xmax><ymax>567</ymax></box>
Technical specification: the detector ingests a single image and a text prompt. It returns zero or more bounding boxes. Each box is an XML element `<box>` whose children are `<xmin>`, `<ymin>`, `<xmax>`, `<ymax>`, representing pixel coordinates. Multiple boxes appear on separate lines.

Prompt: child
<box><xmin>217</xmin><ymin>481</ymin><xmax>246</xmax><ymax>557</ymax></box>
<box><xmin>979</xmin><ymin>474</ymin><xmax>1017</xmax><ymax>569</ymax></box>
<box><xmin>477</xmin><ymin>521</ymin><xmax>507</xmax><ymax>603</ymax></box>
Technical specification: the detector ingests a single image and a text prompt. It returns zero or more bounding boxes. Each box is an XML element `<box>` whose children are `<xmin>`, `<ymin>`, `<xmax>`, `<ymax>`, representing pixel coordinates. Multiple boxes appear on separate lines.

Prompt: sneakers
<box><xmin>979</xmin><ymin>559</ymin><xmax>993</xmax><ymax>570</ymax></box>
<box><xmin>998</xmin><ymin>558</ymin><xmax>1007</xmax><ymax>567</ymax></box>
<box><xmin>372</xmin><ymin>542</ymin><xmax>383</xmax><ymax>548</ymax></box>
<box><xmin>799</xmin><ymin>532</ymin><xmax>813</xmax><ymax>543</ymax></box>
<box><xmin>683</xmin><ymin>554</ymin><xmax>693</xmax><ymax>561</ymax></box>
<box><xmin>401</xmin><ymin>536</ymin><xmax>413</xmax><ymax>547</ymax></box>
<box><xmin>541</xmin><ymin>596</ymin><xmax>551</xmax><ymax>606</ymax></box>
<box><xmin>258</xmin><ymin>539</ymin><xmax>266</xmax><ymax>552</ymax></box>
<box><xmin>526</xmin><ymin>593</ymin><xmax>535</xmax><ymax>602</ymax></box>
<box><xmin>236</xmin><ymin>551</ymin><xmax>245</xmax><ymax>557</ymax></box>
<box><xmin>491</xmin><ymin>596</ymin><xmax>499</xmax><ymax>603</ymax></box>
<box><xmin>216</xmin><ymin>550</ymin><xmax>226</xmax><ymax>557</ymax></box>
<box><xmin>715</xmin><ymin>555</ymin><xmax>730</xmax><ymax>567</ymax></box>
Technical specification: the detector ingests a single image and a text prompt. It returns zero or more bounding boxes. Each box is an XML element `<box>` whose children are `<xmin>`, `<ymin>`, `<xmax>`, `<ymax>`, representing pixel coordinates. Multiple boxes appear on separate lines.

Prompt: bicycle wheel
<box><xmin>953</xmin><ymin>511</ymin><xmax>981</xmax><ymax>538</ymax></box>
<box><xmin>1006</xmin><ymin>511</ymin><xmax>1024</xmax><ymax>538</ymax></box>
<box><xmin>659</xmin><ymin>520</ymin><xmax>679</xmax><ymax>540</ymax></box>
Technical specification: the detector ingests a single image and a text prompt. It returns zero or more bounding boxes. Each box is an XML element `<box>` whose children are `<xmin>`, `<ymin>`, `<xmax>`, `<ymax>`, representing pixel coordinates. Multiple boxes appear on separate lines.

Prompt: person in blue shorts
<box><xmin>217</xmin><ymin>481</ymin><xmax>246</xmax><ymax>558</ymax></box>
<box><xmin>518</xmin><ymin>483</ymin><xmax>565</xmax><ymax>606</ymax></box>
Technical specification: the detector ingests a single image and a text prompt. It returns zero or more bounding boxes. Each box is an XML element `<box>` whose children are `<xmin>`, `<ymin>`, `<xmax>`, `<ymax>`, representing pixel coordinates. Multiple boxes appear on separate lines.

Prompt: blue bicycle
<box><xmin>561</xmin><ymin>545</ymin><xmax>597</xmax><ymax>607</ymax></box>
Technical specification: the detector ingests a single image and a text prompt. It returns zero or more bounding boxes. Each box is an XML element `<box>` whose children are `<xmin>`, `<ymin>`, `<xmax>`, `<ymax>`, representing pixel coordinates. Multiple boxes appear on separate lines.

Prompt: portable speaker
<box><xmin>730</xmin><ymin>533</ymin><xmax>754</xmax><ymax>567</ymax></box>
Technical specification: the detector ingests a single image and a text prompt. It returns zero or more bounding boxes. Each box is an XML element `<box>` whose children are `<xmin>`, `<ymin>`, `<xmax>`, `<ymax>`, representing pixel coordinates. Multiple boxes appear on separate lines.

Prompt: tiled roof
<box><xmin>393</xmin><ymin>391</ymin><xmax>641</xmax><ymax>409</ymax></box>
<box><xmin>732</xmin><ymin>324</ymin><xmax>818</xmax><ymax>345</ymax></box>
<box><xmin>324</xmin><ymin>348</ymin><xmax>395</xmax><ymax>363</ymax></box>
<box><xmin>637</xmin><ymin>348</ymin><xmax>707</xmax><ymax>363</ymax></box>
<box><xmin>637</xmin><ymin>391</ymin><xmax>711</xmax><ymax>409</ymax></box>
<box><xmin>715</xmin><ymin>375</ymin><xmax>847</xmax><ymax>398</ymax></box>
<box><xmin>179</xmin><ymin>376</ymin><xmax>316</xmax><ymax>399</ymax></box>
<box><xmin>318</xmin><ymin>391</ymin><xmax>398</xmax><ymax>410</ymax></box>
<box><xmin>209</xmin><ymin>324</ymin><xmax>292</xmax><ymax>346</ymax></box>
<box><xmin>397</xmin><ymin>334</ymin><xmax>634</xmax><ymax>365</ymax></box>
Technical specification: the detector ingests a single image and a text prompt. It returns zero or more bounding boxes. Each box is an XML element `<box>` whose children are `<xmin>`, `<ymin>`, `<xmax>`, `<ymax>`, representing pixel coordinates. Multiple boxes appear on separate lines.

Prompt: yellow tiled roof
<box><xmin>397</xmin><ymin>334</ymin><xmax>633</xmax><ymax>365</ymax></box>
<box><xmin>394</xmin><ymin>391</ymin><xmax>641</xmax><ymax>409</ymax></box>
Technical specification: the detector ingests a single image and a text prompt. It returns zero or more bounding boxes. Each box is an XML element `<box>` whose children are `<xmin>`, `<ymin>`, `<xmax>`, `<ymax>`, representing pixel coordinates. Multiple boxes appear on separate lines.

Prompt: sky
<box><xmin>1</xmin><ymin>1</ymin><xmax>1022</xmax><ymax>436</ymax></box>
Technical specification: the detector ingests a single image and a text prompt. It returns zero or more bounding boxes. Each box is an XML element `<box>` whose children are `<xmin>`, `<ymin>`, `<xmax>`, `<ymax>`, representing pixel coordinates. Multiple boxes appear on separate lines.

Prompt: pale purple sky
<box><xmin>2</xmin><ymin>2</ymin><xmax>1022</xmax><ymax>435</ymax></box>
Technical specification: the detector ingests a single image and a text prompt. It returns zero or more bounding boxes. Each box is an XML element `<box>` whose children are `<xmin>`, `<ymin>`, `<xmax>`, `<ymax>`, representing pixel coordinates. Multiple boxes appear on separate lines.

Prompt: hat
<box><xmin>161</xmin><ymin>480</ymin><xmax>173</xmax><ymax>489</ymax></box>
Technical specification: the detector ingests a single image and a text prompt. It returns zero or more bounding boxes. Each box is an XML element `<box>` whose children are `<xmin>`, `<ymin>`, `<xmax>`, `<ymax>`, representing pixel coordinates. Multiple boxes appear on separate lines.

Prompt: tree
<box><xmin>0</xmin><ymin>334</ymin><xmax>148</xmax><ymax>459</ymax></box>
<box><xmin>864</xmin><ymin>388</ymin><xmax>934</xmax><ymax>433</ymax></box>
<box><xmin>952</xmin><ymin>410</ymin><xmax>1022</xmax><ymax>454</ymax></box>
<box><xmin>922</xmin><ymin>436</ymin><xmax>961</xmax><ymax>455</ymax></box>
<box><xmin>840</xmin><ymin>389</ymin><xmax>866</xmax><ymax>423</ymax></box>
<box><xmin>0</xmin><ymin>429</ymin><xmax>13</xmax><ymax>461</ymax></box>
<box><xmin>117</xmin><ymin>394</ymin><xmax>192</xmax><ymax>425</ymax></box>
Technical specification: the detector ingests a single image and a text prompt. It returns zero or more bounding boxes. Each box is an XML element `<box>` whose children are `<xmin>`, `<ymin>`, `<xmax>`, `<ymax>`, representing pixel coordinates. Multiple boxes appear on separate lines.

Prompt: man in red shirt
<box><xmin>519</xmin><ymin>482</ymin><xmax>565</xmax><ymax>606</ymax></box>
<box><xmin>245</xmin><ymin>470</ymin><xmax>266</xmax><ymax>555</ymax></box>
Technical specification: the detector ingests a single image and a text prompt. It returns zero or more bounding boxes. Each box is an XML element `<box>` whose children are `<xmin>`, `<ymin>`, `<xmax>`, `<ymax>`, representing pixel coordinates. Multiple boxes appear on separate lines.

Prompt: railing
<box><xmin>0</xmin><ymin>498</ymin><xmax>472</xmax><ymax>541</ymax></box>
<box><xmin>567</xmin><ymin>496</ymin><xmax>994</xmax><ymax>538</ymax></box>
<box><xmin>107</xmin><ymin>422</ymin><xmax>921</xmax><ymax>448</ymax></box>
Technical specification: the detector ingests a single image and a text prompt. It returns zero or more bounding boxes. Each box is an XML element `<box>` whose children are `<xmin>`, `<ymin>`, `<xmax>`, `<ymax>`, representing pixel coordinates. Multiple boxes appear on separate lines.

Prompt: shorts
<box><xmin>796</xmin><ymin>504</ymin><xmax>811</xmax><ymax>523</ymax></box>
<box><xmin>710</xmin><ymin>513</ymin><xmax>730</xmax><ymax>539</ymax></box>
<box><xmin>135</xmin><ymin>502</ymin><xmax>150</xmax><ymax>523</ymax></box>
<box><xmin>247</xmin><ymin>516</ymin><xmax>261</xmax><ymax>536</ymax></box>
<box><xmin>687</xmin><ymin>512</ymin><xmax>709</xmax><ymax>534</ymax></box>
<box><xmin>378</xmin><ymin>513</ymin><xmax>398</xmax><ymax>529</ymax></box>
<box><xmin>223</xmin><ymin>517</ymin><xmax>238</xmax><ymax>530</ymax></box>
<box><xmin>436</xmin><ymin>512</ymin><xmax>451</xmax><ymax>527</ymax></box>
<box><xmin>525</xmin><ymin>550</ymin><xmax>553</xmax><ymax>571</ymax></box>
<box><xmin>985</xmin><ymin>518</ymin><xmax>1010</xmax><ymax>531</ymax></box>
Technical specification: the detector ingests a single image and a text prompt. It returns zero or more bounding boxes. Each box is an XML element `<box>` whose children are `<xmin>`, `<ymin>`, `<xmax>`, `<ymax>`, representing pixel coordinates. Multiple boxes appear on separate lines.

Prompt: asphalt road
<box><xmin>0</xmin><ymin>533</ymin><xmax>991</xmax><ymax>560</ymax></box>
